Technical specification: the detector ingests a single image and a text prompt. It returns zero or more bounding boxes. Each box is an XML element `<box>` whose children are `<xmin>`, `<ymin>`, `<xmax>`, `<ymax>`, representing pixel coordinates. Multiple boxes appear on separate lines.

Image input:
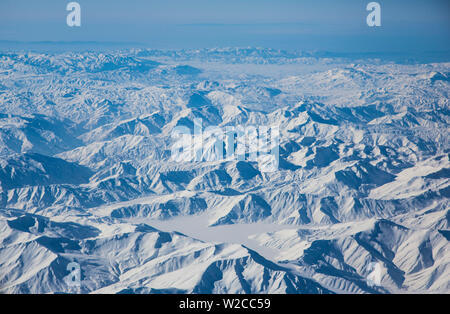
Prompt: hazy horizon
<box><xmin>1</xmin><ymin>0</ymin><xmax>449</xmax><ymax>54</ymax></box>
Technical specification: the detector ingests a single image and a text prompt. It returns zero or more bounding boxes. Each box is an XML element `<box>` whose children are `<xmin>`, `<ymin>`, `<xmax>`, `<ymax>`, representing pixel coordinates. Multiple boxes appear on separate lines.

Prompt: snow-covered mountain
<box><xmin>0</xmin><ymin>48</ymin><xmax>448</xmax><ymax>294</ymax></box>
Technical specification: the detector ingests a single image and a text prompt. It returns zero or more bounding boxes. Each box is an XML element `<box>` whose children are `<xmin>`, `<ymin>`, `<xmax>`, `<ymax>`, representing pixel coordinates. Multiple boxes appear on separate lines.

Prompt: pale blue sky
<box><xmin>0</xmin><ymin>0</ymin><xmax>449</xmax><ymax>53</ymax></box>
